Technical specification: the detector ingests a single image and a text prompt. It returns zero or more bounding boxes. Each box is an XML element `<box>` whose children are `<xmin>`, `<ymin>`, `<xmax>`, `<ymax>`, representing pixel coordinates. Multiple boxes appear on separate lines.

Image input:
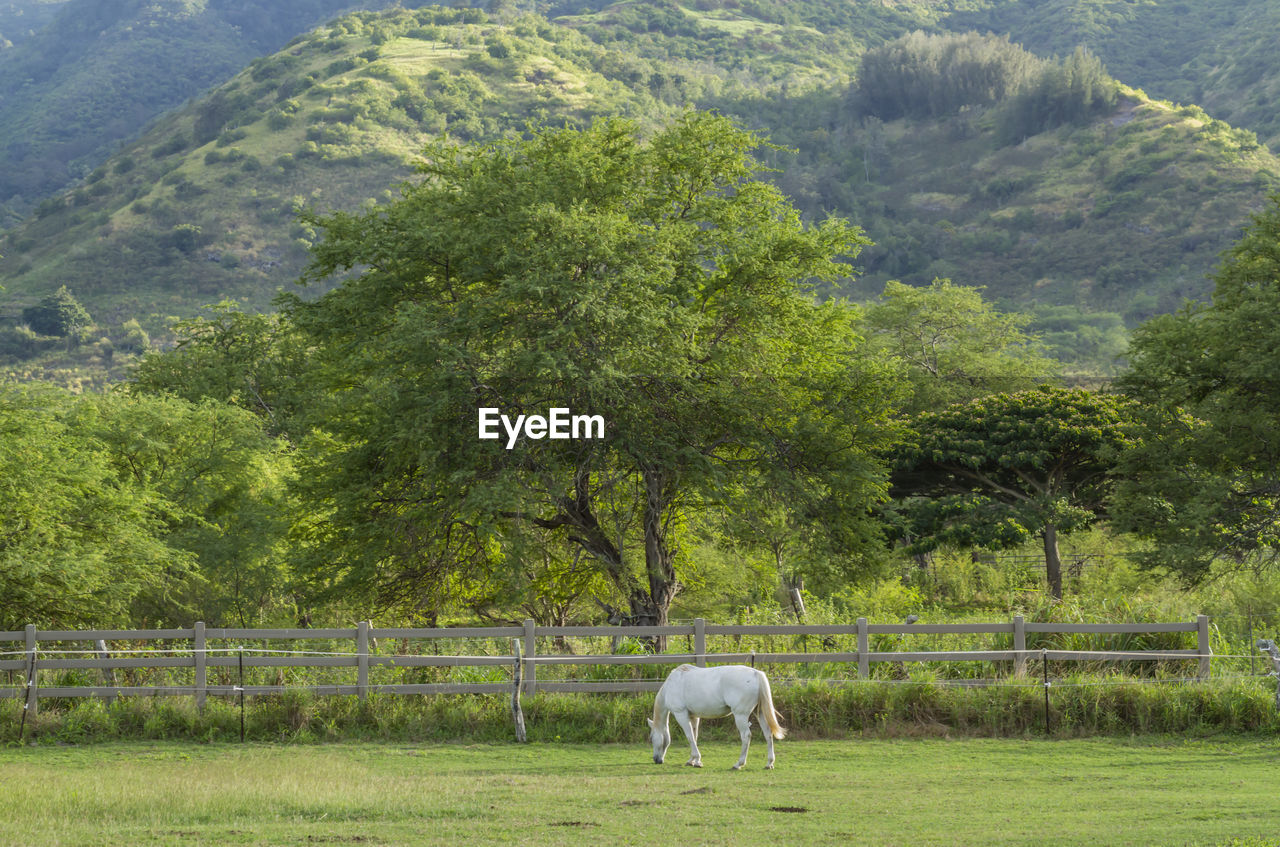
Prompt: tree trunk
<box><xmin>630</xmin><ymin>466</ymin><xmax>680</xmax><ymax>650</ymax></box>
<box><xmin>1043</xmin><ymin>524</ymin><xmax>1063</xmax><ymax>600</ymax></box>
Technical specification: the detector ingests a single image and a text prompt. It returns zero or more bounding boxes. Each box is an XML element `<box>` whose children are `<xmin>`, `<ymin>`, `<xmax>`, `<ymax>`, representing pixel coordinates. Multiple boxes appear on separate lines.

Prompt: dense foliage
<box><xmin>284</xmin><ymin>113</ymin><xmax>897</xmax><ymax>627</ymax></box>
<box><xmin>20</xmin><ymin>285</ymin><xmax>90</xmax><ymax>337</ymax></box>
<box><xmin>891</xmin><ymin>387</ymin><xmax>1134</xmax><ymax>599</ymax></box>
<box><xmin>1115</xmin><ymin>196</ymin><xmax>1280</xmax><ymax>579</ymax></box>
<box><xmin>856</xmin><ymin>31</ymin><xmax>1042</xmax><ymax>120</ymax></box>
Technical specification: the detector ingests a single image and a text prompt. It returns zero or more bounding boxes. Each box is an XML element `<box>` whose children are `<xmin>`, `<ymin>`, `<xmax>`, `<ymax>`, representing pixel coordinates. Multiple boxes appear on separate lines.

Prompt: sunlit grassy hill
<box><xmin>3</xmin><ymin>2</ymin><xmax>1280</xmax><ymax>387</ymax></box>
<box><xmin>0</xmin><ymin>8</ymin><xmax>686</xmax><ymax>323</ymax></box>
<box><xmin>810</xmin><ymin>90</ymin><xmax>1280</xmax><ymax>321</ymax></box>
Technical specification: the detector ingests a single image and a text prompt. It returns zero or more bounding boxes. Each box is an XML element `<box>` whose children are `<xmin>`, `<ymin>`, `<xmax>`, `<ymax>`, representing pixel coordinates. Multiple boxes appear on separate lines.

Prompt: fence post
<box><xmin>511</xmin><ymin>639</ymin><xmax>526</xmax><ymax>743</ymax></box>
<box><xmin>193</xmin><ymin>621</ymin><xmax>207</xmax><ymax>710</ymax></box>
<box><xmin>694</xmin><ymin>618</ymin><xmax>706</xmax><ymax>667</ymax></box>
<box><xmin>856</xmin><ymin>617</ymin><xmax>869</xmax><ymax>679</ymax></box>
<box><xmin>1014</xmin><ymin>615</ymin><xmax>1027</xmax><ymax>676</ymax></box>
<box><xmin>523</xmin><ymin>619</ymin><xmax>536</xmax><ymax>696</ymax></box>
<box><xmin>356</xmin><ymin>620</ymin><xmax>370</xmax><ymax>701</ymax></box>
<box><xmin>24</xmin><ymin>624</ymin><xmax>37</xmax><ymax>719</ymax></box>
<box><xmin>1197</xmin><ymin>615</ymin><xmax>1211</xmax><ymax>680</ymax></box>
<box><xmin>95</xmin><ymin>639</ymin><xmax>117</xmax><ymax>705</ymax></box>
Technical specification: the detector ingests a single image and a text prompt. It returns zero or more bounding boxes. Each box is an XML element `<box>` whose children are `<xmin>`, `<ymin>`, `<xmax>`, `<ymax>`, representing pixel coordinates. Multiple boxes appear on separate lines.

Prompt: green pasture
<box><xmin>1</xmin><ymin>738</ymin><xmax>1277</xmax><ymax>846</ymax></box>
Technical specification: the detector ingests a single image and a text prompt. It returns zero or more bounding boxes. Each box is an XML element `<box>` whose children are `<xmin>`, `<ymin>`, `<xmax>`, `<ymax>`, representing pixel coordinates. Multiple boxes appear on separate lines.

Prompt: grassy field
<box><xmin>1</xmin><ymin>738</ymin><xmax>1278</xmax><ymax>846</ymax></box>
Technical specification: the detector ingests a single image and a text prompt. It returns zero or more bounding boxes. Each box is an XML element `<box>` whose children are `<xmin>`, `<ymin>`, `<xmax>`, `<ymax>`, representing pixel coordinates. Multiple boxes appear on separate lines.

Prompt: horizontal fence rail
<box><xmin>0</xmin><ymin>616</ymin><xmax>1218</xmax><ymax>712</ymax></box>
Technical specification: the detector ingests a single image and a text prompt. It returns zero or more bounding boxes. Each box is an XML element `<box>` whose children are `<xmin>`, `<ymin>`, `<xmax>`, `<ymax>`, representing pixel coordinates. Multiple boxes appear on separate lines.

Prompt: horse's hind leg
<box><xmin>758</xmin><ymin>713</ymin><xmax>776</xmax><ymax>769</ymax></box>
<box><xmin>731</xmin><ymin>712</ymin><xmax>752</xmax><ymax>770</ymax></box>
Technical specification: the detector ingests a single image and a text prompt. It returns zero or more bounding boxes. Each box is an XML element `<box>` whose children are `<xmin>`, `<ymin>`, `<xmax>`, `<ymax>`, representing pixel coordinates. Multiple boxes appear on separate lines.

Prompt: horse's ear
<box><xmin>646</xmin><ymin>718</ymin><xmax>653</xmax><ymax>728</ymax></box>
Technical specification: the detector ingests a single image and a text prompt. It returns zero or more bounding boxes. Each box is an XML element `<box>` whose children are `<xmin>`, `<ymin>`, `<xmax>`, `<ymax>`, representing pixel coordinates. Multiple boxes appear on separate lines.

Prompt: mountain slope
<box><xmin>775</xmin><ymin>90</ymin><xmax>1279</xmax><ymax>321</ymax></box>
<box><xmin>1</xmin><ymin>4</ymin><xmax>1278</xmax><ymax>346</ymax></box>
<box><xmin>0</xmin><ymin>6</ymin><xmax>691</xmax><ymax>320</ymax></box>
<box><xmin>0</xmin><ymin>0</ymin><xmax>66</xmax><ymax>47</ymax></box>
<box><xmin>0</xmin><ymin>0</ymin><xmax>401</xmax><ymax>224</ymax></box>
<box><xmin>5</xmin><ymin>0</ymin><xmax>1280</xmax><ymax>222</ymax></box>
<box><xmin>950</xmin><ymin>0</ymin><xmax>1280</xmax><ymax>149</ymax></box>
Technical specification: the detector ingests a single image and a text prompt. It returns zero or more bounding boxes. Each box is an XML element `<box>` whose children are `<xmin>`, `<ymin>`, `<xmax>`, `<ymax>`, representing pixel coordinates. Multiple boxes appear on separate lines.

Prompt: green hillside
<box><xmin>951</xmin><ymin>0</ymin><xmax>1280</xmax><ymax>149</ymax></box>
<box><xmin>778</xmin><ymin>89</ymin><xmax>1278</xmax><ymax>321</ymax></box>
<box><xmin>4</xmin><ymin>0</ymin><xmax>1280</xmax><ymax>226</ymax></box>
<box><xmin>0</xmin><ymin>0</ymin><xmax>402</xmax><ymax>223</ymax></box>
<box><xmin>0</xmin><ymin>0</ymin><xmax>66</xmax><ymax>47</ymax></box>
<box><xmin>2</xmin><ymin>2</ymin><xmax>1280</xmax><ymax>387</ymax></box>
<box><xmin>0</xmin><ymin>8</ymin><xmax>693</xmax><ymax>321</ymax></box>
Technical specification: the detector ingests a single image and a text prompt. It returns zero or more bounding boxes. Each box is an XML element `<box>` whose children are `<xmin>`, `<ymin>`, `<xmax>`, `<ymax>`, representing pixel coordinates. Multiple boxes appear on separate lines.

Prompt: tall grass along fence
<box><xmin>0</xmin><ymin>616</ymin><xmax>1224</xmax><ymax>715</ymax></box>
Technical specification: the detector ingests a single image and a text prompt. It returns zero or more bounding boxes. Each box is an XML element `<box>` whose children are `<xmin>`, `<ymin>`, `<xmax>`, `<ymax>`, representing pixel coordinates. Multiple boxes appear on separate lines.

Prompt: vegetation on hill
<box><xmin>3</xmin><ymin>5</ymin><xmax>1278</xmax><ymax>392</ymax></box>
<box><xmin>4</xmin><ymin>0</ymin><xmax>1280</xmax><ymax>227</ymax></box>
<box><xmin>951</xmin><ymin>0</ymin><xmax>1280</xmax><ymax>149</ymax></box>
<box><xmin>0</xmin><ymin>0</ymin><xmax>401</xmax><ymax>224</ymax></box>
<box><xmin>732</xmin><ymin>76</ymin><xmax>1277</xmax><ymax>321</ymax></box>
<box><xmin>0</xmin><ymin>7</ymin><xmax>691</xmax><ymax>322</ymax></box>
<box><xmin>0</xmin><ymin>0</ymin><xmax>65</xmax><ymax>48</ymax></box>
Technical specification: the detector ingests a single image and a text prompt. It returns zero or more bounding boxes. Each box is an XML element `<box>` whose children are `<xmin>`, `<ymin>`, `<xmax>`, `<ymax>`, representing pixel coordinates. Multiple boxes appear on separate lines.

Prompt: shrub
<box><xmin>22</xmin><ymin>286</ymin><xmax>92</xmax><ymax>337</ymax></box>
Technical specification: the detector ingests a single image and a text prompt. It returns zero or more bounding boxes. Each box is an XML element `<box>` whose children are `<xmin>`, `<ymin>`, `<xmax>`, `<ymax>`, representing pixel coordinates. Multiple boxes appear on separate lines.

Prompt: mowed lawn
<box><xmin>1</xmin><ymin>737</ymin><xmax>1277</xmax><ymax>846</ymax></box>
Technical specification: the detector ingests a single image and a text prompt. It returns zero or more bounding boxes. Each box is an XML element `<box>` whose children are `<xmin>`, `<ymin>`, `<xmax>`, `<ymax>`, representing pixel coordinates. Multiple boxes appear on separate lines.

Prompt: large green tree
<box><xmin>863</xmin><ymin>278</ymin><xmax>1057</xmax><ymax>415</ymax></box>
<box><xmin>892</xmin><ymin>386</ymin><xmax>1133</xmax><ymax>599</ymax></box>
<box><xmin>286</xmin><ymin>112</ymin><xmax>899</xmax><ymax>626</ymax></box>
<box><xmin>77</xmin><ymin>392</ymin><xmax>297</xmax><ymax>626</ymax></box>
<box><xmin>22</xmin><ymin>285</ymin><xmax>92</xmax><ymax>338</ymax></box>
<box><xmin>129</xmin><ymin>301</ymin><xmax>308</xmax><ymax>439</ymax></box>
<box><xmin>0</xmin><ymin>384</ymin><xmax>186</xmax><ymax>629</ymax></box>
<box><xmin>1116</xmin><ymin>195</ymin><xmax>1280</xmax><ymax>578</ymax></box>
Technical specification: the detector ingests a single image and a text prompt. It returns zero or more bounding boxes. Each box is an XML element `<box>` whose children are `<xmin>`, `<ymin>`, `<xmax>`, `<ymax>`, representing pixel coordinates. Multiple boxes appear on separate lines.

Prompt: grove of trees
<box><xmin>5</xmin><ymin>114</ymin><xmax>1280</xmax><ymax>631</ymax></box>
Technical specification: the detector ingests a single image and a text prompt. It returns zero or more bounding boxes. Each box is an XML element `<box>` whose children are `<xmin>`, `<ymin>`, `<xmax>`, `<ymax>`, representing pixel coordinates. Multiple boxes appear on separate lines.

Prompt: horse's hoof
<box><xmin>765</xmin><ymin>763</ymin><xmax>775</xmax><ymax>770</ymax></box>
<box><xmin>731</xmin><ymin>765</ymin><xmax>742</xmax><ymax>771</ymax></box>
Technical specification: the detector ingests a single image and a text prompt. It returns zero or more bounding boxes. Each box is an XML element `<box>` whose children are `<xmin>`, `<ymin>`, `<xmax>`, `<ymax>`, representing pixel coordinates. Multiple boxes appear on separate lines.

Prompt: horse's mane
<box><xmin>651</xmin><ymin>674</ymin><xmax>668</xmax><ymax>723</ymax></box>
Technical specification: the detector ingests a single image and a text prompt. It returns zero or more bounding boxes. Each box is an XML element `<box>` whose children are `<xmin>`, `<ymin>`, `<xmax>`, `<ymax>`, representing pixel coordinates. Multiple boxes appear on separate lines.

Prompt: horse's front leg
<box><xmin>673</xmin><ymin>711</ymin><xmax>702</xmax><ymax>767</ymax></box>
<box><xmin>731</xmin><ymin>712</ymin><xmax>752</xmax><ymax>770</ymax></box>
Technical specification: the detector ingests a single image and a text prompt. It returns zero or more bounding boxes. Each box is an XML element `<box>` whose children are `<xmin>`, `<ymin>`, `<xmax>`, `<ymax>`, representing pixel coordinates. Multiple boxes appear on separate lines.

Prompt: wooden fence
<box><xmin>0</xmin><ymin>616</ymin><xmax>1213</xmax><ymax>714</ymax></box>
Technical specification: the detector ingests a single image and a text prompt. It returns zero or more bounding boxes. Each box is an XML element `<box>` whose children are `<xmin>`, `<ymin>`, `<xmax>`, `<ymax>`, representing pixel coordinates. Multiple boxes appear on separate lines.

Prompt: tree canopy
<box><xmin>22</xmin><ymin>285</ymin><xmax>91</xmax><ymax>337</ymax></box>
<box><xmin>1116</xmin><ymin>195</ymin><xmax>1280</xmax><ymax>578</ymax></box>
<box><xmin>285</xmin><ymin>112</ymin><xmax>900</xmax><ymax>626</ymax></box>
<box><xmin>856</xmin><ymin>31</ymin><xmax>1042</xmax><ymax>120</ymax></box>
<box><xmin>863</xmin><ymin>278</ymin><xmax>1057</xmax><ymax>415</ymax></box>
<box><xmin>0</xmin><ymin>384</ymin><xmax>184</xmax><ymax>629</ymax></box>
<box><xmin>891</xmin><ymin>386</ymin><xmax>1134</xmax><ymax>599</ymax></box>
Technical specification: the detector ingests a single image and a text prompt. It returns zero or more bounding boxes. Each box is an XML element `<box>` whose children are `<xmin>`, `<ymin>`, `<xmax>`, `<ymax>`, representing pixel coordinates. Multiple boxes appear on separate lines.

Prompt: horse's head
<box><xmin>646</xmin><ymin>717</ymin><xmax>669</xmax><ymax>764</ymax></box>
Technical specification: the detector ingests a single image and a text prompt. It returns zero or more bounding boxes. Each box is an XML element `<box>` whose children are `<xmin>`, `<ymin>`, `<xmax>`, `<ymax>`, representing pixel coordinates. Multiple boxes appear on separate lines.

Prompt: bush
<box><xmin>0</xmin><ymin>325</ymin><xmax>57</xmax><ymax>359</ymax></box>
<box><xmin>115</xmin><ymin>319</ymin><xmax>150</xmax><ymax>354</ymax></box>
<box><xmin>151</xmin><ymin>134</ymin><xmax>188</xmax><ymax>158</ymax></box>
<box><xmin>21</xmin><ymin>286</ymin><xmax>92</xmax><ymax>337</ymax></box>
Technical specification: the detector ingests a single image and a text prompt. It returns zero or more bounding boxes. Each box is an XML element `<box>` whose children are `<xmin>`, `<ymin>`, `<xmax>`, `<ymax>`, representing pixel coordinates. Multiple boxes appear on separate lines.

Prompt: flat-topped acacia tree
<box><xmin>892</xmin><ymin>386</ymin><xmax>1134</xmax><ymax>599</ymax></box>
<box><xmin>286</xmin><ymin>112</ymin><xmax>899</xmax><ymax>627</ymax></box>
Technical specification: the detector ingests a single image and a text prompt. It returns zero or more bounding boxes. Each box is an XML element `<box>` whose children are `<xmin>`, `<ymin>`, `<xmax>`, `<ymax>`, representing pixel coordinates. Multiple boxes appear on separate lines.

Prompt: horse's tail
<box><xmin>756</xmin><ymin>670</ymin><xmax>786</xmax><ymax>740</ymax></box>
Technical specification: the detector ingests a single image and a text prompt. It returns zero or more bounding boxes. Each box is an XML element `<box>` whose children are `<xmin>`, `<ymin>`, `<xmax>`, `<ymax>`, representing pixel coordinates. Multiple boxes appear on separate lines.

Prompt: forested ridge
<box><xmin>3</xmin><ymin>1</ymin><xmax>1280</xmax><ymax>632</ymax></box>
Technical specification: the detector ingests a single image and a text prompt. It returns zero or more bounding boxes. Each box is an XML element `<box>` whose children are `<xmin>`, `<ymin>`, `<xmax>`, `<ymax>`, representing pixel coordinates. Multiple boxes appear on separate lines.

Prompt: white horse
<box><xmin>647</xmin><ymin>664</ymin><xmax>786</xmax><ymax>770</ymax></box>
